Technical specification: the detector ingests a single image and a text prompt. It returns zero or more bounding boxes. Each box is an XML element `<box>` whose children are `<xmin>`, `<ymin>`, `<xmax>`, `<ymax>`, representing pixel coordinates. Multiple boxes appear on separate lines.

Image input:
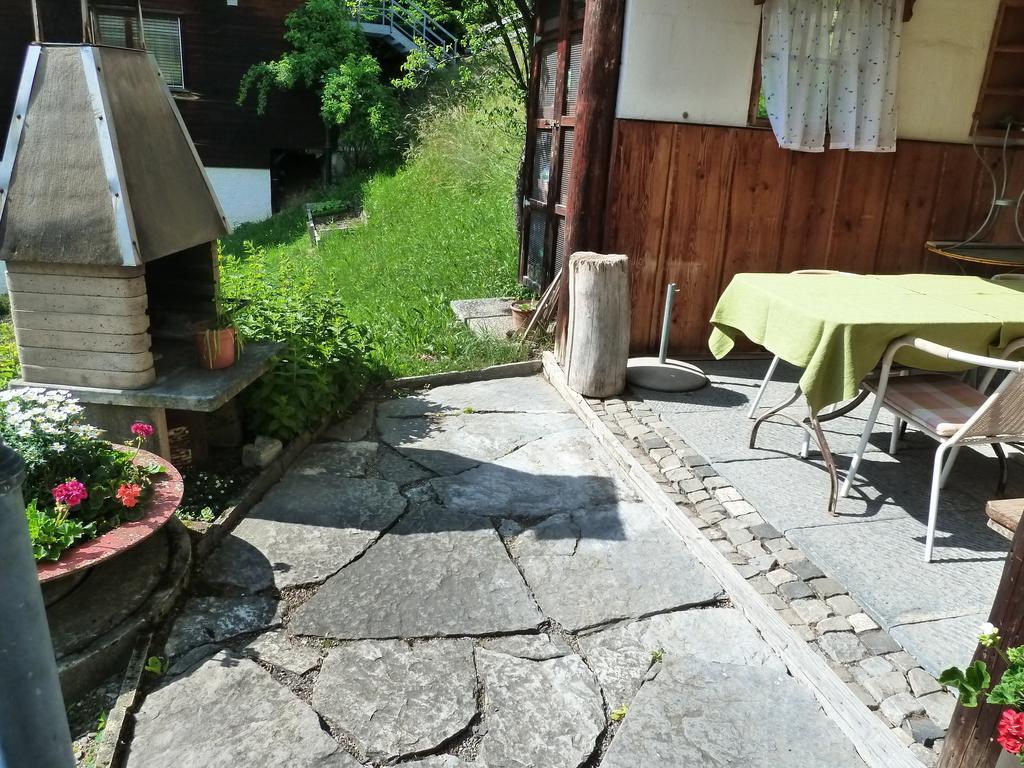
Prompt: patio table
<box><xmin>708</xmin><ymin>273</ymin><xmax>1024</xmax><ymax>512</ymax></box>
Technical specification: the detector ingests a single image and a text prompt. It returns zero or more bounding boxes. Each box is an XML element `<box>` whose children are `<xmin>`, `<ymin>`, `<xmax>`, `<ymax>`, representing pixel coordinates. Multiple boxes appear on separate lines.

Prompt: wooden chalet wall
<box><xmin>605</xmin><ymin>120</ymin><xmax>1024</xmax><ymax>355</ymax></box>
<box><xmin>0</xmin><ymin>0</ymin><xmax>323</xmax><ymax>170</ymax></box>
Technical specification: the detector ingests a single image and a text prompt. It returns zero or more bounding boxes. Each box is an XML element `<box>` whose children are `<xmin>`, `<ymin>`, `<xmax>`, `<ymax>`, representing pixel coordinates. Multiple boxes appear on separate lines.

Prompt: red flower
<box><xmin>115</xmin><ymin>483</ymin><xmax>142</xmax><ymax>509</ymax></box>
<box><xmin>130</xmin><ymin>422</ymin><xmax>155</xmax><ymax>439</ymax></box>
<box><xmin>52</xmin><ymin>480</ymin><xmax>88</xmax><ymax>507</ymax></box>
<box><xmin>998</xmin><ymin>709</ymin><xmax>1024</xmax><ymax>755</ymax></box>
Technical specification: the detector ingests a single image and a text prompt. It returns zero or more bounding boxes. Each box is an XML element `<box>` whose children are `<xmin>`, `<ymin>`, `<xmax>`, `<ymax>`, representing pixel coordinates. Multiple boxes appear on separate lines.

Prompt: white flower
<box><xmin>52</xmin><ymin>443</ymin><xmax>65</xmax><ymax>454</ymax></box>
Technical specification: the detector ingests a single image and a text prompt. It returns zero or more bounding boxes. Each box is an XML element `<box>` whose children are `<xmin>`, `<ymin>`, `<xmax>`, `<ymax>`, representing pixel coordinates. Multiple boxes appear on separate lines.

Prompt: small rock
<box><xmin>750</xmin><ymin>522</ymin><xmax>782</xmax><ymax>540</ymax></box>
<box><xmin>818</xmin><ymin>632</ymin><xmax>868</xmax><ymax>663</ymax></box>
<box><xmin>723</xmin><ymin>500</ymin><xmax>757</xmax><ymax>517</ymax></box>
<box><xmin>860</xmin><ymin>630</ymin><xmax>902</xmax><ymax>655</ymax></box>
<box><xmin>763</xmin><ymin>537</ymin><xmax>791</xmax><ymax>553</ymax></box>
<box><xmin>766</xmin><ymin>568</ymin><xmax>798</xmax><ymax>587</ymax></box>
<box><xmin>780</xmin><ymin>609</ymin><xmax>803</xmax><ymax>626</ymax></box>
<box><xmin>907</xmin><ymin>715</ymin><xmax>946</xmax><ymax>747</ymax></box>
<box><xmin>640</xmin><ymin>434</ymin><xmax>667</xmax><ymax>451</ymax></box>
<box><xmin>749</xmin><ymin>554</ymin><xmax>779</xmax><ymax>574</ymax></box>
<box><xmin>880</xmin><ymin>692</ymin><xmax>925</xmax><ymax>726</ymax></box>
<box><xmin>920</xmin><ymin>691</ymin><xmax>956</xmax><ymax>730</ymax></box>
<box><xmin>779</xmin><ymin>581</ymin><xmax>814</xmax><ymax>600</ymax></box>
<box><xmin>787</xmin><ymin>558</ymin><xmax>824</xmax><ymax>580</ymax></box>
<box><xmin>849</xmin><ymin>613</ymin><xmax>879</xmax><ymax>633</ymax></box>
<box><xmin>846</xmin><ymin>682</ymin><xmax>875</xmax><ymax>707</ymax></box>
<box><xmin>887</xmin><ymin>651</ymin><xmax>919</xmax><ymax>674</ymax></box>
<box><xmin>714</xmin><ymin>486</ymin><xmax>743</xmax><ymax>503</ymax></box>
<box><xmin>763</xmin><ymin>593</ymin><xmax>787</xmax><ymax>611</ymax></box>
<box><xmin>809</xmin><ymin>577</ymin><xmax>846</xmax><ymax>599</ymax></box>
<box><xmin>734</xmin><ymin>512</ymin><xmax>765</xmax><ymax>528</ymax></box>
<box><xmin>863</xmin><ymin>672</ymin><xmax>910</xmax><ymax>703</ymax></box>
<box><xmin>748</xmin><ymin>575</ymin><xmax>776</xmax><ymax>594</ymax></box>
<box><xmin>859</xmin><ymin>655</ymin><xmax>894</xmax><ymax>677</ymax></box>
<box><xmin>725</xmin><ymin>527</ymin><xmax>754</xmax><ymax>546</ymax></box>
<box><xmin>909</xmin><ymin>743</ymin><xmax>938</xmax><ymax>767</ymax></box>
<box><xmin>775</xmin><ymin>549</ymin><xmax>805</xmax><ymax>566</ymax></box>
<box><xmin>908</xmin><ymin>668</ymin><xmax>942</xmax><ymax>698</ymax></box>
<box><xmin>737</xmin><ymin>540</ymin><xmax>767</xmax><ymax>559</ymax></box>
<box><xmin>242</xmin><ymin>435</ymin><xmax>283</xmax><ymax>468</ymax></box>
<box><xmin>816</xmin><ymin>616</ymin><xmax>853</xmax><ymax>634</ymax></box>
<box><xmin>827</xmin><ymin>595</ymin><xmax>861</xmax><ymax>617</ymax></box>
<box><xmin>790</xmin><ymin>598</ymin><xmax>831</xmax><ymax>624</ymax></box>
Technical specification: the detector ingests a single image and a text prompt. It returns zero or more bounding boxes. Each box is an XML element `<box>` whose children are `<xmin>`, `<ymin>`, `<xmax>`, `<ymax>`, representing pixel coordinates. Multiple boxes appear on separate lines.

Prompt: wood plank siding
<box><xmin>0</xmin><ymin>0</ymin><xmax>323</xmax><ymax>170</ymax></box>
<box><xmin>605</xmin><ymin>120</ymin><xmax>1024</xmax><ymax>355</ymax></box>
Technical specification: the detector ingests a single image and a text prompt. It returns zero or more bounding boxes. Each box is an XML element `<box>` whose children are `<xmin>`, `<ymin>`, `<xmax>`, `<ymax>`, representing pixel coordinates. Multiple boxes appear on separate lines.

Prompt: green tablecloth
<box><xmin>708</xmin><ymin>273</ymin><xmax>1024</xmax><ymax>412</ymax></box>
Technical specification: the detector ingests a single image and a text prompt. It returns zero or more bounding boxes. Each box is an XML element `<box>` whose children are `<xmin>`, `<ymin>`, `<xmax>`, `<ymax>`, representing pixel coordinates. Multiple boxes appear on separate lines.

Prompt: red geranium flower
<box><xmin>115</xmin><ymin>483</ymin><xmax>143</xmax><ymax>509</ymax></box>
<box><xmin>52</xmin><ymin>480</ymin><xmax>88</xmax><ymax>507</ymax></box>
<box><xmin>998</xmin><ymin>709</ymin><xmax>1024</xmax><ymax>755</ymax></box>
<box><xmin>130</xmin><ymin>422</ymin><xmax>155</xmax><ymax>439</ymax></box>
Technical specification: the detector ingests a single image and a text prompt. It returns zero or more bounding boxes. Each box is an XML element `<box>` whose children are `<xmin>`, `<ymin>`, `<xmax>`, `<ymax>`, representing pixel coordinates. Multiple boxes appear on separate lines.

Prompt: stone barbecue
<box><xmin>0</xmin><ymin>43</ymin><xmax>278</xmax><ymax>460</ymax></box>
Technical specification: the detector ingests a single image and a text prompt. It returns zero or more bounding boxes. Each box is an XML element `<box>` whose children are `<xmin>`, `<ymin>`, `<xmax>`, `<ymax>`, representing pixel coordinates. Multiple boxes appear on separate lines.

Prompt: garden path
<box><xmin>123</xmin><ymin>375</ymin><xmax>868</xmax><ymax>768</ymax></box>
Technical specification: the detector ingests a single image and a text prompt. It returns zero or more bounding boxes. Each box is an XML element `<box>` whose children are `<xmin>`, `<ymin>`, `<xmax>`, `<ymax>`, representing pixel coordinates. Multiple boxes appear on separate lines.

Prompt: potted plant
<box><xmin>194</xmin><ymin>297</ymin><xmax>243</xmax><ymax>370</ymax></box>
<box><xmin>940</xmin><ymin>623</ymin><xmax>1024</xmax><ymax>766</ymax></box>
<box><xmin>510</xmin><ymin>298</ymin><xmax>538</xmax><ymax>332</ymax></box>
<box><xmin>0</xmin><ymin>388</ymin><xmax>172</xmax><ymax>565</ymax></box>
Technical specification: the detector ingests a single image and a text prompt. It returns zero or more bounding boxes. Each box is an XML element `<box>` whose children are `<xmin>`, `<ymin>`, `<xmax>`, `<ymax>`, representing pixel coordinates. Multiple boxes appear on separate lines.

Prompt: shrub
<box><xmin>1</xmin><ymin>389</ymin><xmax>163</xmax><ymax>560</ymax></box>
<box><xmin>220</xmin><ymin>242</ymin><xmax>376</xmax><ymax>439</ymax></box>
<box><xmin>0</xmin><ymin>321</ymin><xmax>18</xmax><ymax>388</ymax></box>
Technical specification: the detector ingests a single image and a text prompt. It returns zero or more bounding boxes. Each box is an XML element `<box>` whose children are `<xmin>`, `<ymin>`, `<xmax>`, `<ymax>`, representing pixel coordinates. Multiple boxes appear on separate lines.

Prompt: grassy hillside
<box><xmin>222</xmin><ymin>77</ymin><xmax>528</xmax><ymax>377</ymax></box>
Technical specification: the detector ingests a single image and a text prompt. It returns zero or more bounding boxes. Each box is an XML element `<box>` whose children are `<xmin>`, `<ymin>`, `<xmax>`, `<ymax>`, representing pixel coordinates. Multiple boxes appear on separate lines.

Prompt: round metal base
<box><xmin>626</xmin><ymin>357</ymin><xmax>709</xmax><ymax>392</ymax></box>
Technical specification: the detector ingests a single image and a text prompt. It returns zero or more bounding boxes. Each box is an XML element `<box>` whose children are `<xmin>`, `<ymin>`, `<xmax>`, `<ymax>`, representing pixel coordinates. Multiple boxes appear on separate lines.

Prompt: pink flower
<box><xmin>998</xmin><ymin>709</ymin><xmax>1024</xmax><ymax>755</ymax></box>
<box><xmin>130</xmin><ymin>422</ymin><xmax>155</xmax><ymax>439</ymax></box>
<box><xmin>52</xmin><ymin>480</ymin><xmax>88</xmax><ymax>507</ymax></box>
<box><xmin>115</xmin><ymin>483</ymin><xmax>142</xmax><ymax>508</ymax></box>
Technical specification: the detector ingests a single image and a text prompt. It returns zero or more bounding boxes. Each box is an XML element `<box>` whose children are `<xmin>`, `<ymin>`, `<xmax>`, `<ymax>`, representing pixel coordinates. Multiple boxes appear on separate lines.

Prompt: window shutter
<box><xmin>94</xmin><ymin>12</ymin><xmax>184</xmax><ymax>90</ymax></box>
<box><xmin>142</xmin><ymin>17</ymin><xmax>184</xmax><ymax>89</ymax></box>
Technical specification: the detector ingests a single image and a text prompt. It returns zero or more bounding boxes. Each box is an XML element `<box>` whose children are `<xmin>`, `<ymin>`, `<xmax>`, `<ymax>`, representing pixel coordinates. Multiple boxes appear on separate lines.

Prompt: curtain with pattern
<box><xmin>761</xmin><ymin>0</ymin><xmax>904</xmax><ymax>153</ymax></box>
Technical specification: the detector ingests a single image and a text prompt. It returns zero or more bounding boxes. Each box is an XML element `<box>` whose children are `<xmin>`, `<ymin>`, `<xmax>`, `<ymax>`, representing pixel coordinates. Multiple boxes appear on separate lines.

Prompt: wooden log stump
<box><xmin>940</xmin><ymin>516</ymin><xmax>1024</xmax><ymax>768</ymax></box>
<box><xmin>564</xmin><ymin>252</ymin><xmax>630</xmax><ymax>398</ymax></box>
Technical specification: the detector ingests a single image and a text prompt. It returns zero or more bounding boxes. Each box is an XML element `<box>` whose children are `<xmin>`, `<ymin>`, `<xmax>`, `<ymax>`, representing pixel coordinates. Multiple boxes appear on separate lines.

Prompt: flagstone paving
<box><xmin>127</xmin><ymin>375</ymin><xmax>871</xmax><ymax>768</ymax></box>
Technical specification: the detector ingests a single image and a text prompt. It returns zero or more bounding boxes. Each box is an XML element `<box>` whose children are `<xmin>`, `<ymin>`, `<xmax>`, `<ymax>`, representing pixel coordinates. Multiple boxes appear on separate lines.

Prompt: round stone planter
<box><xmin>36</xmin><ymin>448</ymin><xmax>184</xmax><ymax>583</ymax></box>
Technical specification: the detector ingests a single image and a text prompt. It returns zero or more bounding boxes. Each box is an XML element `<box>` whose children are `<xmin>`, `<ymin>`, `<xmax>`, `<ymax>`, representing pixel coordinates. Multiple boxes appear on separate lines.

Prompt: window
<box><xmin>93</xmin><ymin>10</ymin><xmax>185</xmax><ymax>90</ymax></box>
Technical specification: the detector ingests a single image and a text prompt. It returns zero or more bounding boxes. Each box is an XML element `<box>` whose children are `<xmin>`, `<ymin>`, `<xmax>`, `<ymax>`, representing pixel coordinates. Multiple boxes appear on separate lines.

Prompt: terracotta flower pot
<box><xmin>510</xmin><ymin>302</ymin><xmax>537</xmax><ymax>332</ymax></box>
<box><xmin>195</xmin><ymin>327</ymin><xmax>238</xmax><ymax>369</ymax></box>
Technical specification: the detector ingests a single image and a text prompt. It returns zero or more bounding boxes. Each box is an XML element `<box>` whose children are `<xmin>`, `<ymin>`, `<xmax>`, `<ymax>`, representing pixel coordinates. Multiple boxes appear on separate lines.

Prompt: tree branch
<box><xmin>486</xmin><ymin>0</ymin><xmax>527</xmax><ymax>91</ymax></box>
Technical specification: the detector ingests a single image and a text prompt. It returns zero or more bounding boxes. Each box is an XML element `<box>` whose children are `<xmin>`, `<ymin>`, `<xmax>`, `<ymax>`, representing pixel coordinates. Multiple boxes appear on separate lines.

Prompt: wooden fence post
<box><xmin>940</xmin><ymin>512</ymin><xmax>1024</xmax><ymax>768</ymax></box>
<box><xmin>564</xmin><ymin>252</ymin><xmax>630</xmax><ymax>397</ymax></box>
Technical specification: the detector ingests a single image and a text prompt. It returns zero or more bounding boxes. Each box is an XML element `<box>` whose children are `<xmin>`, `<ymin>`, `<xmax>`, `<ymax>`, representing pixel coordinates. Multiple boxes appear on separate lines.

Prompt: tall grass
<box><xmin>221</xmin><ymin>73</ymin><xmax>528</xmax><ymax>377</ymax></box>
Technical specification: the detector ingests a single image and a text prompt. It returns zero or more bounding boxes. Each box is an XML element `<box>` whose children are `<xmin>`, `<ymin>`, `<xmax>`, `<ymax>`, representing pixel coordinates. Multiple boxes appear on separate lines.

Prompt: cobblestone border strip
<box><xmin>590</xmin><ymin>389</ymin><xmax>957</xmax><ymax>767</ymax></box>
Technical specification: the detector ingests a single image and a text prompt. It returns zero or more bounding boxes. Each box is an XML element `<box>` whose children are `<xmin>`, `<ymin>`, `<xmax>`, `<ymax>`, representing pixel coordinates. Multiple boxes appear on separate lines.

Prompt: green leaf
<box><xmin>610</xmin><ymin>705</ymin><xmax>628</xmax><ymax>722</ymax></box>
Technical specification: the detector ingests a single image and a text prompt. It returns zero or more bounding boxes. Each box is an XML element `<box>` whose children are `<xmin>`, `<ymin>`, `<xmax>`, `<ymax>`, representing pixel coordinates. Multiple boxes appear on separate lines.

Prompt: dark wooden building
<box><xmin>530</xmin><ymin>0</ymin><xmax>1024</xmax><ymax>357</ymax></box>
<box><xmin>0</xmin><ymin>0</ymin><xmax>325</xmax><ymax>224</ymax></box>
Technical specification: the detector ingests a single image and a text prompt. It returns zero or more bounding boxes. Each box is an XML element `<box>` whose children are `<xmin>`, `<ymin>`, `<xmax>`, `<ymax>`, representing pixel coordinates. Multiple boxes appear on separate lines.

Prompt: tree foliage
<box><xmin>238</xmin><ymin>0</ymin><xmax>399</xmax><ymax>168</ymax></box>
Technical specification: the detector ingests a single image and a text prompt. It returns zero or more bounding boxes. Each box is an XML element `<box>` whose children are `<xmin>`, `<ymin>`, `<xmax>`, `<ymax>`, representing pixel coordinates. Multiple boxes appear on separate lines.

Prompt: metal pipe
<box><xmin>658</xmin><ymin>283</ymin><xmax>678</xmax><ymax>364</ymax></box>
<box><xmin>30</xmin><ymin>0</ymin><xmax>42</xmax><ymax>42</ymax></box>
<box><xmin>0</xmin><ymin>443</ymin><xmax>74</xmax><ymax>768</ymax></box>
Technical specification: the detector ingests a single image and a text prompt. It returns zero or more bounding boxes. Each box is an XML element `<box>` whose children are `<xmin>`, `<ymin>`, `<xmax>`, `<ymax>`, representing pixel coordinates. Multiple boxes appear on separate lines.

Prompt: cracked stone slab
<box><xmin>373</xmin><ymin>444</ymin><xmax>434</xmax><ymax>486</ymax></box>
<box><xmin>578</xmin><ymin>608</ymin><xmax>785</xmax><ymax>707</ymax></box>
<box><xmin>378</xmin><ymin>410</ymin><xmax>582</xmax><ymax>476</ymax></box>
<box><xmin>432</xmin><ymin>429</ymin><xmax>637</xmax><ymax>519</ymax></box>
<box><xmin>127</xmin><ymin>651</ymin><xmax>355</xmax><ymax>768</ymax></box>
<box><xmin>476</xmin><ymin>647</ymin><xmax>604</xmax><ymax>768</ymax></box>
<box><xmin>289</xmin><ymin>442</ymin><xmax>378</xmax><ymax>478</ymax></box>
<box><xmin>378</xmin><ymin>375</ymin><xmax>571</xmax><ymax>417</ymax></box>
<box><xmin>323</xmin><ymin>401</ymin><xmax>376</xmax><ymax>442</ymax></box>
<box><xmin>515</xmin><ymin>502</ymin><xmax>723</xmax><ymax>631</ymax></box>
<box><xmin>241</xmin><ymin>630</ymin><xmax>322</xmax><ymax>676</ymax></box>
<box><xmin>601</xmin><ymin>658</ymin><xmax>867</xmax><ymax>768</ymax></box>
<box><xmin>164</xmin><ymin>596</ymin><xmax>282</xmax><ymax>659</ymax></box>
<box><xmin>288</xmin><ymin>507</ymin><xmax>543</xmax><ymax>639</ymax></box>
<box><xmin>200</xmin><ymin>476</ymin><xmax>406</xmax><ymax>590</ymax></box>
<box><xmin>312</xmin><ymin>639</ymin><xmax>476</xmax><ymax>761</ymax></box>
<box><xmin>403</xmin><ymin>758</ymin><xmax>477</xmax><ymax>768</ymax></box>
<box><xmin>479</xmin><ymin>633</ymin><xmax>572</xmax><ymax>660</ymax></box>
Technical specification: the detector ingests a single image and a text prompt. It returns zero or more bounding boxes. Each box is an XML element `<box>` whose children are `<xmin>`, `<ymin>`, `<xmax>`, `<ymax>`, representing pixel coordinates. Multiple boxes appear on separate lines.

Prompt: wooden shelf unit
<box><xmin>975</xmin><ymin>0</ymin><xmax>1024</xmax><ymax>135</ymax></box>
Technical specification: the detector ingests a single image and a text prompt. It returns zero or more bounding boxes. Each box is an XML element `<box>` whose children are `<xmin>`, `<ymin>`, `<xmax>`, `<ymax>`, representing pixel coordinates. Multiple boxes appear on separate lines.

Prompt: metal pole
<box><xmin>0</xmin><ymin>443</ymin><xmax>74</xmax><ymax>768</ymax></box>
<box><xmin>658</xmin><ymin>283</ymin><xmax>678</xmax><ymax>364</ymax></box>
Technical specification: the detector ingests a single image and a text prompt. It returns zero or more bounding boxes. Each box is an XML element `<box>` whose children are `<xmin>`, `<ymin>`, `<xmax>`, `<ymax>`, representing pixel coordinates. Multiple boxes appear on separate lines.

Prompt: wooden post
<box><xmin>556</xmin><ymin>0</ymin><xmax>627</xmax><ymax>362</ymax></box>
<box><xmin>940</xmin><ymin>509</ymin><xmax>1024</xmax><ymax>768</ymax></box>
<box><xmin>564</xmin><ymin>252</ymin><xmax>630</xmax><ymax>397</ymax></box>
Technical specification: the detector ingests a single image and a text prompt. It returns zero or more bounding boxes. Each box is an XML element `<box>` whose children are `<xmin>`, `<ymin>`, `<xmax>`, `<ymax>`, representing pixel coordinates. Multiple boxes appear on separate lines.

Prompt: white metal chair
<box><xmin>840</xmin><ymin>336</ymin><xmax>1024</xmax><ymax>562</ymax></box>
<box><xmin>992</xmin><ymin>273</ymin><xmax>1024</xmax><ymax>283</ymax></box>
